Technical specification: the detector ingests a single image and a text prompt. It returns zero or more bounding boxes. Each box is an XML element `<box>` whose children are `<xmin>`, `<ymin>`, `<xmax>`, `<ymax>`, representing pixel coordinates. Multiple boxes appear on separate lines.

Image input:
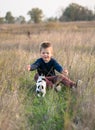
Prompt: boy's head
<box><xmin>40</xmin><ymin>42</ymin><xmax>53</xmax><ymax>63</ymax></box>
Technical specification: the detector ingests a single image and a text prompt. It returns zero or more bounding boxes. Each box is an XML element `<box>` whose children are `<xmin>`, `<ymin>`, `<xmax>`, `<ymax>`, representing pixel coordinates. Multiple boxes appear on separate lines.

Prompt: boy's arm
<box><xmin>27</xmin><ymin>62</ymin><xmax>39</xmax><ymax>71</ymax></box>
<box><xmin>27</xmin><ymin>59</ymin><xmax>40</xmax><ymax>71</ymax></box>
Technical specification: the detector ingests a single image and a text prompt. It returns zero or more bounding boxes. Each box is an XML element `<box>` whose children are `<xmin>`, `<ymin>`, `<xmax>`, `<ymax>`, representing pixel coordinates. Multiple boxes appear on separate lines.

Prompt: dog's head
<box><xmin>36</xmin><ymin>75</ymin><xmax>46</xmax><ymax>97</ymax></box>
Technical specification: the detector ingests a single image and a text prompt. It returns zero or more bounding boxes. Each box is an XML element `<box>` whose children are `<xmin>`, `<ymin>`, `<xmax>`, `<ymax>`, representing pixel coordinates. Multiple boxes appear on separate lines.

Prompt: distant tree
<box><xmin>0</xmin><ymin>17</ymin><xmax>5</xmax><ymax>24</ymax></box>
<box><xmin>27</xmin><ymin>8</ymin><xmax>43</xmax><ymax>23</ymax></box>
<box><xmin>46</xmin><ymin>17</ymin><xmax>58</xmax><ymax>22</ymax></box>
<box><xmin>59</xmin><ymin>3</ymin><xmax>94</xmax><ymax>21</ymax></box>
<box><xmin>5</xmin><ymin>11</ymin><xmax>15</xmax><ymax>23</ymax></box>
<box><xmin>15</xmin><ymin>16</ymin><xmax>26</xmax><ymax>24</ymax></box>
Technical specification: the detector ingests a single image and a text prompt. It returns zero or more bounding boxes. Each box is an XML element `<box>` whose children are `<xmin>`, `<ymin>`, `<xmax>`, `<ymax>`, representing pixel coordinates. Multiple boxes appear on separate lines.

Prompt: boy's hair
<box><xmin>40</xmin><ymin>42</ymin><xmax>53</xmax><ymax>51</ymax></box>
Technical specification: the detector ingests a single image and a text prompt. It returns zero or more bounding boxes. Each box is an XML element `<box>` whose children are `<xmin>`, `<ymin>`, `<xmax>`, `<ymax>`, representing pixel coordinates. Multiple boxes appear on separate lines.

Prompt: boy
<box><xmin>27</xmin><ymin>42</ymin><xmax>77</xmax><ymax>88</ymax></box>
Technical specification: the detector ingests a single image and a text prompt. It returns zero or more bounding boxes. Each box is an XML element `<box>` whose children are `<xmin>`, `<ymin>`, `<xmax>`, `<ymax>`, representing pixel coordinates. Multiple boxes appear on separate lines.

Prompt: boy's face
<box><xmin>40</xmin><ymin>47</ymin><xmax>53</xmax><ymax>63</ymax></box>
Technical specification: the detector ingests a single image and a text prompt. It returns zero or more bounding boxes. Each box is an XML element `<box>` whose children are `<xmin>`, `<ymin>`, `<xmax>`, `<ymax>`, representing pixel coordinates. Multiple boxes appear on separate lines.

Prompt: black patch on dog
<box><xmin>38</xmin><ymin>81</ymin><xmax>42</xmax><ymax>83</ymax></box>
<box><xmin>41</xmin><ymin>85</ymin><xmax>43</xmax><ymax>89</ymax></box>
<box><xmin>38</xmin><ymin>85</ymin><xmax>40</xmax><ymax>88</ymax></box>
<box><xmin>41</xmin><ymin>78</ymin><xmax>46</xmax><ymax>81</ymax></box>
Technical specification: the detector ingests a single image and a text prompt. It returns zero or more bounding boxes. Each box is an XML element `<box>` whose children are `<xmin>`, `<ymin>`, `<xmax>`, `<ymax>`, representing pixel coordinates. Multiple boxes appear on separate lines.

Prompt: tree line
<box><xmin>0</xmin><ymin>3</ymin><xmax>95</xmax><ymax>24</ymax></box>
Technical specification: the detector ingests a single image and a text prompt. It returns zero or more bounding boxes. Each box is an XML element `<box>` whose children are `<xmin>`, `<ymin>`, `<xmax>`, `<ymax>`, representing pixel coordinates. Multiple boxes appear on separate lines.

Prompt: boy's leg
<box><xmin>45</xmin><ymin>78</ymin><xmax>54</xmax><ymax>88</ymax></box>
<box><xmin>34</xmin><ymin>73</ymin><xmax>39</xmax><ymax>81</ymax></box>
<box><xmin>46</xmin><ymin>76</ymin><xmax>62</xmax><ymax>88</ymax></box>
<box><xmin>47</xmin><ymin>75</ymin><xmax>76</xmax><ymax>88</ymax></box>
<box><xmin>56</xmin><ymin>75</ymin><xmax>76</xmax><ymax>87</ymax></box>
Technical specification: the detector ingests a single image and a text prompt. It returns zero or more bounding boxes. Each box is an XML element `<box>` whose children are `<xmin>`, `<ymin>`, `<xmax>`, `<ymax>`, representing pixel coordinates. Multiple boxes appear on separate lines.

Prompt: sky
<box><xmin>0</xmin><ymin>0</ymin><xmax>95</xmax><ymax>20</ymax></box>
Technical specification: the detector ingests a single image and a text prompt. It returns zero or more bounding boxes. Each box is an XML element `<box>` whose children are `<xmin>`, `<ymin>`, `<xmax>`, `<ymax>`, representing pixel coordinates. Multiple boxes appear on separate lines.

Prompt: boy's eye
<box><xmin>42</xmin><ymin>52</ymin><xmax>49</xmax><ymax>55</ymax></box>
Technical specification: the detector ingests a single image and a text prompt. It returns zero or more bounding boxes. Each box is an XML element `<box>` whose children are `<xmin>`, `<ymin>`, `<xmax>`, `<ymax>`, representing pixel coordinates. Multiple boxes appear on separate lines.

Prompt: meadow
<box><xmin>0</xmin><ymin>21</ymin><xmax>95</xmax><ymax>130</ymax></box>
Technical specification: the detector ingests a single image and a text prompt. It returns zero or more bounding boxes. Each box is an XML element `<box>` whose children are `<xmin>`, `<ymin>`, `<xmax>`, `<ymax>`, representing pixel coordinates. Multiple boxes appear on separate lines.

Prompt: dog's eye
<box><xmin>42</xmin><ymin>86</ymin><xmax>43</xmax><ymax>89</ymax></box>
<box><xmin>38</xmin><ymin>85</ymin><xmax>40</xmax><ymax>88</ymax></box>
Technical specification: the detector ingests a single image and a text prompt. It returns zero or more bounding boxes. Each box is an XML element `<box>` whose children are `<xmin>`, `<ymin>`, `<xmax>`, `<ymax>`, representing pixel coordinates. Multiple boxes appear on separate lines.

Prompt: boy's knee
<box><xmin>34</xmin><ymin>73</ymin><xmax>39</xmax><ymax>81</ymax></box>
<box><xmin>57</xmin><ymin>75</ymin><xmax>63</xmax><ymax>81</ymax></box>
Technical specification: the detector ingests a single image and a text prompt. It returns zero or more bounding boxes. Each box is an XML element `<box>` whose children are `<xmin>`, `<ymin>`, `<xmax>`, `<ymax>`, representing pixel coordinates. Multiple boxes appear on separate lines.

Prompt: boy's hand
<box><xmin>27</xmin><ymin>65</ymin><xmax>31</xmax><ymax>71</ymax></box>
<box><xmin>62</xmin><ymin>69</ymin><xmax>68</xmax><ymax>76</ymax></box>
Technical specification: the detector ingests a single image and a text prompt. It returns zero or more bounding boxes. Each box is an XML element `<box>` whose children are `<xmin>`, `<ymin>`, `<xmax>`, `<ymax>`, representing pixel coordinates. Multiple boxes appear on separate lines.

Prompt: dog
<box><xmin>36</xmin><ymin>75</ymin><xmax>46</xmax><ymax>97</ymax></box>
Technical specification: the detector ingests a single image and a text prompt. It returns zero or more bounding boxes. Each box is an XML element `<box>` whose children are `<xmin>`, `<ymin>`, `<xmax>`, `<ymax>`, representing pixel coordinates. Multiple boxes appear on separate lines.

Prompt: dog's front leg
<box><xmin>37</xmin><ymin>94</ymin><xmax>41</xmax><ymax>97</ymax></box>
<box><xmin>42</xmin><ymin>91</ymin><xmax>46</xmax><ymax>97</ymax></box>
<box><xmin>42</xmin><ymin>94</ymin><xmax>45</xmax><ymax>97</ymax></box>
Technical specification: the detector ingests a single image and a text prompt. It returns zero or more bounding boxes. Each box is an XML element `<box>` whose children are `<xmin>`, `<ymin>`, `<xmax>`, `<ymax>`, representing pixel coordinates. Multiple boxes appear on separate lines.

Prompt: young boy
<box><xmin>27</xmin><ymin>42</ymin><xmax>77</xmax><ymax>88</ymax></box>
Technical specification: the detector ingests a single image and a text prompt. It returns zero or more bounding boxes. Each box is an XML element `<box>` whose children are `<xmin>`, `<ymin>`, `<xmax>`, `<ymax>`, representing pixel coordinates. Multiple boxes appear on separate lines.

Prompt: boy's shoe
<box><xmin>55</xmin><ymin>84</ymin><xmax>62</xmax><ymax>92</ymax></box>
<box><xmin>76</xmin><ymin>80</ymin><xmax>83</xmax><ymax>87</ymax></box>
<box><xmin>53</xmin><ymin>83</ymin><xmax>62</xmax><ymax>92</ymax></box>
<box><xmin>72</xmin><ymin>80</ymin><xmax>83</xmax><ymax>90</ymax></box>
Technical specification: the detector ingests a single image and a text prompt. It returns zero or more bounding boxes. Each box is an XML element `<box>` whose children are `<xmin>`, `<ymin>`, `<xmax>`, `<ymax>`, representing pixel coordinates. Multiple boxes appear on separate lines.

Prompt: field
<box><xmin>0</xmin><ymin>21</ymin><xmax>95</xmax><ymax>130</ymax></box>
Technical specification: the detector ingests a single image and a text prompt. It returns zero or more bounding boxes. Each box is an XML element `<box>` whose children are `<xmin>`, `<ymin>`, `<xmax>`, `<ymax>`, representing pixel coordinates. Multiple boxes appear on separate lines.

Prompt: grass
<box><xmin>0</xmin><ymin>21</ymin><xmax>95</xmax><ymax>130</ymax></box>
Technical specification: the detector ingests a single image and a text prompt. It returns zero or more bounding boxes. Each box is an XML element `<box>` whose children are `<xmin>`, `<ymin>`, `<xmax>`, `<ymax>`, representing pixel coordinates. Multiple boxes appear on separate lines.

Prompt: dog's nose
<box><xmin>37</xmin><ymin>90</ymin><xmax>40</xmax><ymax>93</ymax></box>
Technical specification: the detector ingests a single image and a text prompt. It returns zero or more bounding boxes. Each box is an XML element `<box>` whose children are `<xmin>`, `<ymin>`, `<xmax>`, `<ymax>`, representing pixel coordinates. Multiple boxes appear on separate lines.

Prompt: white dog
<box><xmin>36</xmin><ymin>75</ymin><xmax>46</xmax><ymax>97</ymax></box>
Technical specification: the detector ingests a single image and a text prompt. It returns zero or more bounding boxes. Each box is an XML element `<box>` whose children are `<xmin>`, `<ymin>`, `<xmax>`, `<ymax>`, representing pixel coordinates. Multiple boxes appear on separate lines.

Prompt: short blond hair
<box><xmin>40</xmin><ymin>42</ymin><xmax>53</xmax><ymax>52</ymax></box>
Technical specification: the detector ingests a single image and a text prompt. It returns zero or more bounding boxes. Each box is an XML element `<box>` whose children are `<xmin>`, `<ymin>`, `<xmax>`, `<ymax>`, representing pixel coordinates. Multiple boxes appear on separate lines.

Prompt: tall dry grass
<box><xmin>0</xmin><ymin>22</ymin><xmax>95</xmax><ymax>130</ymax></box>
